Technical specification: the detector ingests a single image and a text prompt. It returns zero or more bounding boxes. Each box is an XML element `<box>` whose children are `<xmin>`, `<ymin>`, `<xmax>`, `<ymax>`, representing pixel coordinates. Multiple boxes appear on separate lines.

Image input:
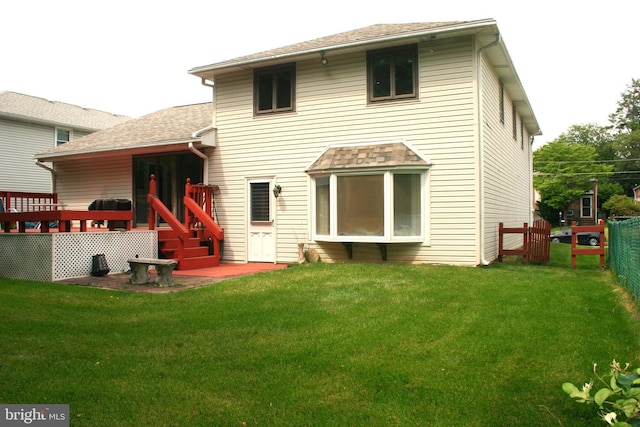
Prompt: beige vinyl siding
<box><xmin>53</xmin><ymin>155</ymin><xmax>132</xmax><ymax>210</ymax></box>
<box><xmin>210</xmin><ymin>36</ymin><xmax>482</xmax><ymax>265</ymax></box>
<box><xmin>480</xmin><ymin>53</ymin><xmax>533</xmax><ymax>261</ymax></box>
<box><xmin>0</xmin><ymin>119</ymin><xmax>55</xmax><ymax>192</ymax></box>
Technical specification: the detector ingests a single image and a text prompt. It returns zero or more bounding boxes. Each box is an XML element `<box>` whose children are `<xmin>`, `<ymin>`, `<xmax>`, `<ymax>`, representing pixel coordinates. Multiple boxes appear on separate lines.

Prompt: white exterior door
<box><xmin>248</xmin><ymin>180</ymin><xmax>275</xmax><ymax>262</ymax></box>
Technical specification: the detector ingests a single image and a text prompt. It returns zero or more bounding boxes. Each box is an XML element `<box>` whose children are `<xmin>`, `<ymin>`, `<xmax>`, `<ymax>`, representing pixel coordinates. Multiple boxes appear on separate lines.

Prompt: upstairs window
<box><xmin>367</xmin><ymin>45</ymin><xmax>418</xmax><ymax>103</ymax></box>
<box><xmin>56</xmin><ymin>128</ymin><xmax>71</xmax><ymax>146</ymax></box>
<box><xmin>254</xmin><ymin>63</ymin><xmax>295</xmax><ymax>115</ymax></box>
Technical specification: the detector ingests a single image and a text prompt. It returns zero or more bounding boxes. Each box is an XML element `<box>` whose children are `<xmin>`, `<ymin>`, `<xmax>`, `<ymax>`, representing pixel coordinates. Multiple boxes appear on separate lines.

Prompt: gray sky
<box><xmin>2</xmin><ymin>0</ymin><xmax>638</xmax><ymax>149</ymax></box>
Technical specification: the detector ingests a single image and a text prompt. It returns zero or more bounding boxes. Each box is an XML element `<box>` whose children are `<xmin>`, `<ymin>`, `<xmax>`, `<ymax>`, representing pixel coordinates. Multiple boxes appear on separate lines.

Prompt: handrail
<box><xmin>184</xmin><ymin>197</ymin><xmax>224</xmax><ymax>240</ymax></box>
<box><xmin>0</xmin><ymin>190</ymin><xmax>58</xmax><ymax>212</ymax></box>
<box><xmin>147</xmin><ymin>175</ymin><xmax>188</xmax><ymax>262</ymax></box>
<box><xmin>147</xmin><ymin>194</ymin><xmax>190</xmax><ymax>236</ymax></box>
<box><xmin>184</xmin><ymin>178</ymin><xmax>224</xmax><ymax>261</ymax></box>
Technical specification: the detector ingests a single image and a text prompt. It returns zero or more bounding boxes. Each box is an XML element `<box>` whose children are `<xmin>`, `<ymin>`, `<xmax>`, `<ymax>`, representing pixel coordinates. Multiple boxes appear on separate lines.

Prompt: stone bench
<box><xmin>127</xmin><ymin>258</ymin><xmax>178</xmax><ymax>287</ymax></box>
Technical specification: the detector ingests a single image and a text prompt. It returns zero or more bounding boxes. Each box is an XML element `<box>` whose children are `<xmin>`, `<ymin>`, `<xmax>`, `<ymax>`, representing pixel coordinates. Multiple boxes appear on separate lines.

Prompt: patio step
<box><xmin>175</xmin><ymin>255</ymin><xmax>221</xmax><ymax>270</ymax></box>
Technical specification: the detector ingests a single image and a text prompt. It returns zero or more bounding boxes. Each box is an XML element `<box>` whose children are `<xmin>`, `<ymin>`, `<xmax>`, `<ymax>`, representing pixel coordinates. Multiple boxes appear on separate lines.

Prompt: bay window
<box><xmin>312</xmin><ymin>170</ymin><xmax>426</xmax><ymax>243</ymax></box>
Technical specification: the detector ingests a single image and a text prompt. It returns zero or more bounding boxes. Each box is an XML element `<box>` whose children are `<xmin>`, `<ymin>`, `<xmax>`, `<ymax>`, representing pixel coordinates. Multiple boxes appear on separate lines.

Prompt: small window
<box><xmin>499</xmin><ymin>81</ymin><xmax>505</xmax><ymax>124</ymax></box>
<box><xmin>520</xmin><ymin>120</ymin><xmax>524</xmax><ymax>149</ymax></box>
<box><xmin>367</xmin><ymin>45</ymin><xmax>418</xmax><ymax>103</ymax></box>
<box><xmin>512</xmin><ymin>104</ymin><xmax>517</xmax><ymax>140</ymax></box>
<box><xmin>581</xmin><ymin>196</ymin><xmax>592</xmax><ymax>218</ymax></box>
<box><xmin>254</xmin><ymin>64</ymin><xmax>295</xmax><ymax>115</ymax></box>
<box><xmin>56</xmin><ymin>128</ymin><xmax>71</xmax><ymax>146</ymax></box>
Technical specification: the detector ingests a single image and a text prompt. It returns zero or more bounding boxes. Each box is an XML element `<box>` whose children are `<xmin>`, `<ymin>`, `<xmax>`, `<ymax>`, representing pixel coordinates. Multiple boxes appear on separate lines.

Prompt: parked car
<box><xmin>549</xmin><ymin>229</ymin><xmax>601</xmax><ymax>246</ymax></box>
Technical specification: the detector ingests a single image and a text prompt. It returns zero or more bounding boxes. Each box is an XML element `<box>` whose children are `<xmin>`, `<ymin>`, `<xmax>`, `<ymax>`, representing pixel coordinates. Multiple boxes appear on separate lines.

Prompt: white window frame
<box><xmin>311</xmin><ymin>169</ymin><xmax>428</xmax><ymax>244</ymax></box>
<box><xmin>55</xmin><ymin>128</ymin><xmax>72</xmax><ymax>146</ymax></box>
<box><xmin>581</xmin><ymin>195</ymin><xmax>593</xmax><ymax>218</ymax></box>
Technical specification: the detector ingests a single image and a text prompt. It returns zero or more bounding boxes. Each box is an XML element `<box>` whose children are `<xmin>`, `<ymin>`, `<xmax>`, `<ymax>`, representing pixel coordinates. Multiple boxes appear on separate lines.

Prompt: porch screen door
<box><xmin>248</xmin><ymin>180</ymin><xmax>275</xmax><ymax>262</ymax></box>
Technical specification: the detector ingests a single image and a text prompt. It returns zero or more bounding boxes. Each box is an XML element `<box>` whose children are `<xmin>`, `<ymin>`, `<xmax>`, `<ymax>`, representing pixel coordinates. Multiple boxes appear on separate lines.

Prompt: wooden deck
<box><xmin>0</xmin><ymin>210</ymin><xmax>133</xmax><ymax>232</ymax></box>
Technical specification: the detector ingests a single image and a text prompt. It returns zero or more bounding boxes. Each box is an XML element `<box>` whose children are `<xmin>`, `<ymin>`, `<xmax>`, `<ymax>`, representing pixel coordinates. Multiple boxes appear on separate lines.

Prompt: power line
<box><xmin>535</xmin><ymin>158</ymin><xmax>640</xmax><ymax>164</ymax></box>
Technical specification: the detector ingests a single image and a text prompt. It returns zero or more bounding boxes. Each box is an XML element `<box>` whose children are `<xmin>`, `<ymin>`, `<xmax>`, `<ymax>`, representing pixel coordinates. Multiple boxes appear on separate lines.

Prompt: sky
<box><xmin>2</xmin><ymin>0</ymin><xmax>638</xmax><ymax>150</ymax></box>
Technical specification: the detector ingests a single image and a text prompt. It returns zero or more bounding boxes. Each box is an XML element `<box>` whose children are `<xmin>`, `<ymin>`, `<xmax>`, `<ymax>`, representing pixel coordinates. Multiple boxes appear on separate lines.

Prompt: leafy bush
<box><xmin>603</xmin><ymin>195</ymin><xmax>640</xmax><ymax>217</ymax></box>
<box><xmin>563</xmin><ymin>360</ymin><xmax>640</xmax><ymax>426</ymax></box>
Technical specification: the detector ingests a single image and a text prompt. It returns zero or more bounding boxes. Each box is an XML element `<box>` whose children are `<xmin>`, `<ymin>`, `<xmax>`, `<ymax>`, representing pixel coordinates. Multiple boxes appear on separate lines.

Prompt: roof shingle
<box><xmin>35</xmin><ymin>103</ymin><xmax>213</xmax><ymax>160</ymax></box>
<box><xmin>0</xmin><ymin>91</ymin><xmax>130</xmax><ymax>130</ymax></box>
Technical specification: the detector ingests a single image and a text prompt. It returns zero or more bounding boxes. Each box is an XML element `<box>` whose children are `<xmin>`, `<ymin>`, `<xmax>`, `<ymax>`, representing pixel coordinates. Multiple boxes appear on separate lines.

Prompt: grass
<box><xmin>0</xmin><ymin>244</ymin><xmax>639</xmax><ymax>426</ymax></box>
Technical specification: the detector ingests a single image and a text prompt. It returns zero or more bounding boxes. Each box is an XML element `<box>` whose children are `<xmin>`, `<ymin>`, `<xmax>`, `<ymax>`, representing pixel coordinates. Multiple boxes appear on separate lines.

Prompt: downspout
<box><xmin>35</xmin><ymin>160</ymin><xmax>55</xmax><ymax>193</ymax></box>
<box><xmin>476</xmin><ymin>33</ymin><xmax>501</xmax><ymax>266</ymax></box>
<box><xmin>188</xmin><ymin>142</ymin><xmax>208</xmax><ymax>185</ymax></box>
<box><xmin>189</xmin><ymin>78</ymin><xmax>216</xmax><ymax>185</ymax></box>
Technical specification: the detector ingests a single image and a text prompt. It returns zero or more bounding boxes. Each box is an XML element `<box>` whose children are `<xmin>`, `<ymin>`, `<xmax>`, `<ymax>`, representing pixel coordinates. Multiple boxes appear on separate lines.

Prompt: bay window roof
<box><xmin>306</xmin><ymin>142</ymin><xmax>431</xmax><ymax>174</ymax></box>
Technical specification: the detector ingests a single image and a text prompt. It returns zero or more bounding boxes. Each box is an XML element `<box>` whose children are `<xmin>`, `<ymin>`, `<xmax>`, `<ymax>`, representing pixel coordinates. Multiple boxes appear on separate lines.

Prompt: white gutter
<box><xmin>476</xmin><ymin>33</ymin><xmax>501</xmax><ymax>266</ymax></box>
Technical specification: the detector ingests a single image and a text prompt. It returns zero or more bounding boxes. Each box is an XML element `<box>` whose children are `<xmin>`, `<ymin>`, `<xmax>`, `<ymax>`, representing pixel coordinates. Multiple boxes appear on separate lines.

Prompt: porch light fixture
<box><xmin>320</xmin><ymin>51</ymin><xmax>328</xmax><ymax>65</ymax></box>
<box><xmin>273</xmin><ymin>185</ymin><xmax>282</xmax><ymax>198</ymax></box>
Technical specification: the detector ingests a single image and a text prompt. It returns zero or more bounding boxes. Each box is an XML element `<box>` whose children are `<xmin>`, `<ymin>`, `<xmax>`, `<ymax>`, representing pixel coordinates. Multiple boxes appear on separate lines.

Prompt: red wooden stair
<box><xmin>147</xmin><ymin>175</ymin><xmax>224</xmax><ymax>270</ymax></box>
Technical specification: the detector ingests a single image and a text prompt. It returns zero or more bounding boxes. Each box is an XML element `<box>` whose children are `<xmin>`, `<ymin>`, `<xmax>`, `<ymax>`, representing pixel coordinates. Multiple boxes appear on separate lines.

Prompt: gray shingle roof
<box><xmin>190</xmin><ymin>21</ymin><xmax>488</xmax><ymax>76</ymax></box>
<box><xmin>35</xmin><ymin>103</ymin><xmax>213</xmax><ymax>161</ymax></box>
<box><xmin>0</xmin><ymin>91</ymin><xmax>130</xmax><ymax>130</ymax></box>
<box><xmin>306</xmin><ymin>142</ymin><xmax>431</xmax><ymax>173</ymax></box>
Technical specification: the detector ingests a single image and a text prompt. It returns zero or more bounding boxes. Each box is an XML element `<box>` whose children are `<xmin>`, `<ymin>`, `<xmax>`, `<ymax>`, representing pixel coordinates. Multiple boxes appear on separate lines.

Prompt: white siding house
<box><xmin>34</xmin><ymin>19</ymin><xmax>540</xmax><ymax>267</ymax></box>
<box><xmin>189</xmin><ymin>20</ymin><xmax>541</xmax><ymax>266</ymax></box>
<box><xmin>0</xmin><ymin>91</ymin><xmax>129</xmax><ymax>193</ymax></box>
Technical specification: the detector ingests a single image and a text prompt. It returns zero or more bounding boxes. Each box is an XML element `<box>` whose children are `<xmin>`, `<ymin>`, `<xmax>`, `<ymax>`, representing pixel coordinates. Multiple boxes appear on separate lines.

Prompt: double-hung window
<box><xmin>56</xmin><ymin>128</ymin><xmax>71</xmax><ymax>146</ymax></box>
<box><xmin>254</xmin><ymin>63</ymin><xmax>295</xmax><ymax>115</ymax></box>
<box><xmin>367</xmin><ymin>45</ymin><xmax>418</xmax><ymax>103</ymax></box>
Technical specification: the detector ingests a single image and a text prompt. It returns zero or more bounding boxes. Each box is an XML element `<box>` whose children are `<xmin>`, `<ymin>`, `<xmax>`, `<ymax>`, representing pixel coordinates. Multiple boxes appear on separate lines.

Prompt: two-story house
<box><xmin>0</xmin><ymin>91</ymin><xmax>129</xmax><ymax>192</ymax></box>
<box><xmin>34</xmin><ymin>19</ymin><xmax>541</xmax><ymax>266</ymax></box>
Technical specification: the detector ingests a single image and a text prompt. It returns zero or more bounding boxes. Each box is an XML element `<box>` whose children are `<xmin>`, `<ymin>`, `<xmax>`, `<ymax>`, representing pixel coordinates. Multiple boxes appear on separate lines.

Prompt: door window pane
<box><xmin>394</xmin><ymin>174</ymin><xmax>421</xmax><ymax>236</ymax></box>
<box><xmin>337</xmin><ymin>175</ymin><xmax>384</xmax><ymax>236</ymax></box>
<box><xmin>251</xmin><ymin>182</ymin><xmax>270</xmax><ymax>222</ymax></box>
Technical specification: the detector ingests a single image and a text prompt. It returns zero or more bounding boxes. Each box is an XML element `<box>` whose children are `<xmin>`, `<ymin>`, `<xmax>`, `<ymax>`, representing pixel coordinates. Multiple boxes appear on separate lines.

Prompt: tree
<box><xmin>560</xmin><ymin>123</ymin><xmax>616</xmax><ymax>160</ymax></box>
<box><xmin>533</xmin><ymin>140</ymin><xmax>614</xmax><ymax>211</ymax></box>
<box><xmin>611</xmin><ymin>129</ymin><xmax>640</xmax><ymax>194</ymax></box>
<box><xmin>609</xmin><ymin>78</ymin><xmax>640</xmax><ymax>133</ymax></box>
<box><xmin>602</xmin><ymin>194</ymin><xmax>640</xmax><ymax>217</ymax></box>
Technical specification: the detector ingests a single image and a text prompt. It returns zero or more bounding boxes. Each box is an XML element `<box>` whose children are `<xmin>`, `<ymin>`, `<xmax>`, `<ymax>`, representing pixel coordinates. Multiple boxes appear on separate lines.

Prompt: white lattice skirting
<box><xmin>0</xmin><ymin>231</ymin><xmax>158</xmax><ymax>282</ymax></box>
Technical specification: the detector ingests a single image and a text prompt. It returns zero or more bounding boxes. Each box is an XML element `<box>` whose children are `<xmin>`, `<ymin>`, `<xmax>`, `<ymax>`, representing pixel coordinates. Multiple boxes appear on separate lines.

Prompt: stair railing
<box><xmin>184</xmin><ymin>179</ymin><xmax>224</xmax><ymax>261</ymax></box>
<box><xmin>147</xmin><ymin>174</ymin><xmax>188</xmax><ymax>262</ymax></box>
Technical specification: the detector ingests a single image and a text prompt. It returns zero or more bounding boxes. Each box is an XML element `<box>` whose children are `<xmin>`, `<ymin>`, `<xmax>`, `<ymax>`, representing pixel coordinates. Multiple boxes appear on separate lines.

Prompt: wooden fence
<box><xmin>571</xmin><ymin>220</ymin><xmax>605</xmax><ymax>269</ymax></box>
<box><xmin>498</xmin><ymin>219</ymin><xmax>551</xmax><ymax>264</ymax></box>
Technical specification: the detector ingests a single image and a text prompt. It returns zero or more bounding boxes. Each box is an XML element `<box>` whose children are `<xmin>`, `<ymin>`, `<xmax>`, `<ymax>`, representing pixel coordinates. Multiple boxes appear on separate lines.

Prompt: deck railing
<box><xmin>0</xmin><ymin>190</ymin><xmax>59</xmax><ymax>212</ymax></box>
<box><xmin>147</xmin><ymin>175</ymin><xmax>224</xmax><ymax>264</ymax></box>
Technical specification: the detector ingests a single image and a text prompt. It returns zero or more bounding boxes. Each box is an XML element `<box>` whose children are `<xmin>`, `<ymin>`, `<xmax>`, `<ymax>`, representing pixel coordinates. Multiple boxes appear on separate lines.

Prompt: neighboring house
<box><xmin>35</xmin><ymin>19</ymin><xmax>541</xmax><ymax>266</ymax></box>
<box><xmin>633</xmin><ymin>185</ymin><xmax>640</xmax><ymax>204</ymax></box>
<box><xmin>563</xmin><ymin>191</ymin><xmax>598</xmax><ymax>226</ymax></box>
<box><xmin>0</xmin><ymin>91</ymin><xmax>129</xmax><ymax>193</ymax></box>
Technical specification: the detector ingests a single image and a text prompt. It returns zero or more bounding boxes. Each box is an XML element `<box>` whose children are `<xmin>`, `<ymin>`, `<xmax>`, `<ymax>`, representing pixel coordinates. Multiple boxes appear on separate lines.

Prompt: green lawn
<box><xmin>0</xmin><ymin>244</ymin><xmax>638</xmax><ymax>426</ymax></box>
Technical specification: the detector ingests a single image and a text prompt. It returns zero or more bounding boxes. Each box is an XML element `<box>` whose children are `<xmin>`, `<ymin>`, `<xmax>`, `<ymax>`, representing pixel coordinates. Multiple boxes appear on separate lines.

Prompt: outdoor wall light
<box><xmin>273</xmin><ymin>185</ymin><xmax>282</xmax><ymax>198</ymax></box>
<box><xmin>320</xmin><ymin>52</ymin><xmax>328</xmax><ymax>65</ymax></box>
